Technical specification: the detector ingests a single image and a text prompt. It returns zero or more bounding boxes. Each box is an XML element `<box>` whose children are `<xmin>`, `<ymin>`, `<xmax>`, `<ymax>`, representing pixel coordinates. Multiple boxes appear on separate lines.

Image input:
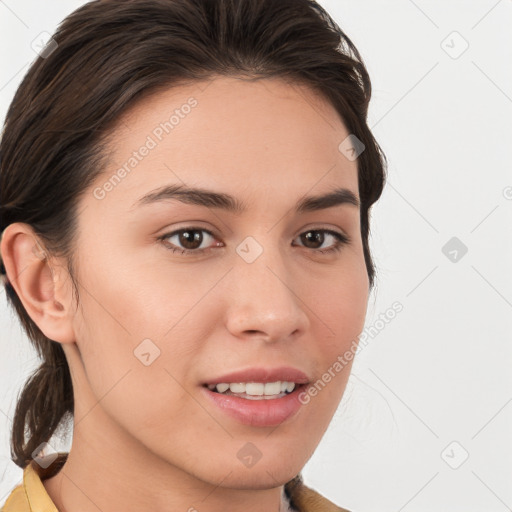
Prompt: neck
<box><xmin>42</xmin><ymin>420</ymin><xmax>286</xmax><ymax>512</ymax></box>
<box><xmin>39</xmin><ymin>343</ymin><xmax>295</xmax><ymax>512</ymax></box>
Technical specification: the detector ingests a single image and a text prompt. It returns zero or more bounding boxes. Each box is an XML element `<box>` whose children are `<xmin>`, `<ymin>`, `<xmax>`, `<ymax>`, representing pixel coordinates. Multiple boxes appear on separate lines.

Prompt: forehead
<box><xmin>92</xmin><ymin>76</ymin><xmax>359</xmax><ymax>211</ymax></box>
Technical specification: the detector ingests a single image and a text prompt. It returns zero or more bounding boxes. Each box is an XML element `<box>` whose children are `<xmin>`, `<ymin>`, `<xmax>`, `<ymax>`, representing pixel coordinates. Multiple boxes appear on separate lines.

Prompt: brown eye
<box><xmin>159</xmin><ymin>227</ymin><xmax>220</xmax><ymax>254</ymax></box>
<box><xmin>294</xmin><ymin>229</ymin><xmax>349</xmax><ymax>254</ymax></box>
<box><xmin>300</xmin><ymin>230</ymin><xmax>325</xmax><ymax>249</ymax></box>
<box><xmin>176</xmin><ymin>229</ymin><xmax>204</xmax><ymax>250</ymax></box>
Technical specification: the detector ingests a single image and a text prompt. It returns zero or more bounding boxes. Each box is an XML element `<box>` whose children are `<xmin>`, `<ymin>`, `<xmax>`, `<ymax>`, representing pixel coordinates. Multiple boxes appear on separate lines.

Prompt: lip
<box><xmin>202</xmin><ymin>366</ymin><xmax>310</xmax><ymax>385</ymax></box>
<box><xmin>201</xmin><ymin>382</ymin><xmax>308</xmax><ymax>427</ymax></box>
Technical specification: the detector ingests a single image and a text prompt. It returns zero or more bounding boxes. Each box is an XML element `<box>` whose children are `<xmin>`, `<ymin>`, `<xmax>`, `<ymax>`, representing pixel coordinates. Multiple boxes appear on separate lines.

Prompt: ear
<box><xmin>0</xmin><ymin>223</ymin><xmax>76</xmax><ymax>344</ymax></box>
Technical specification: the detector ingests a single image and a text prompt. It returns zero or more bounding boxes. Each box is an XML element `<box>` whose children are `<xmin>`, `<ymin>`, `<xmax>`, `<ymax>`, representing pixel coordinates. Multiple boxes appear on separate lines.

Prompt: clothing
<box><xmin>1</xmin><ymin>453</ymin><xmax>349</xmax><ymax>512</ymax></box>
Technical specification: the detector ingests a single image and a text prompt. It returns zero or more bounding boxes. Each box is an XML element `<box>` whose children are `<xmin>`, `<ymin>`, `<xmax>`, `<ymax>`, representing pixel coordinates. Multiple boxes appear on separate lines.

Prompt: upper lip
<box><xmin>203</xmin><ymin>366</ymin><xmax>310</xmax><ymax>385</ymax></box>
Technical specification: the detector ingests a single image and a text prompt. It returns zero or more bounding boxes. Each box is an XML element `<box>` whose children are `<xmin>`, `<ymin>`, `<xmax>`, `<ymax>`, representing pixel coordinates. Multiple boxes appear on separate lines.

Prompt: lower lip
<box><xmin>201</xmin><ymin>384</ymin><xmax>307</xmax><ymax>427</ymax></box>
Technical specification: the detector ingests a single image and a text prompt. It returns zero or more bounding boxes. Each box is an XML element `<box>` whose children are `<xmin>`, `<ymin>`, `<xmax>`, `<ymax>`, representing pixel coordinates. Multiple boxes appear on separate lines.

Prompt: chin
<box><xmin>214</xmin><ymin>466</ymin><xmax>301</xmax><ymax>490</ymax></box>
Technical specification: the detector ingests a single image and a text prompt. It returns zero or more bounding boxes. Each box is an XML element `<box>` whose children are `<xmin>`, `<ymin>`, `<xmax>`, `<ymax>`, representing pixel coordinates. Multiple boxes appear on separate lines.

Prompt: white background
<box><xmin>1</xmin><ymin>1</ymin><xmax>511</xmax><ymax>511</ymax></box>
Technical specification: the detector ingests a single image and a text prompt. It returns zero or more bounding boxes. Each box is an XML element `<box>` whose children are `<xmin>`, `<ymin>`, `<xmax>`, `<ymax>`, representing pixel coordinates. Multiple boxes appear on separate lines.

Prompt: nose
<box><xmin>224</xmin><ymin>240</ymin><xmax>310</xmax><ymax>343</ymax></box>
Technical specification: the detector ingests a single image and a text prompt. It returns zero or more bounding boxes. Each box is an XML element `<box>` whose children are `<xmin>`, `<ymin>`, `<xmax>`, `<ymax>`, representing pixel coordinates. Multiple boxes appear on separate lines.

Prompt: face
<box><xmin>65</xmin><ymin>76</ymin><xmax>369</xmax><ymax>488</ymax></box>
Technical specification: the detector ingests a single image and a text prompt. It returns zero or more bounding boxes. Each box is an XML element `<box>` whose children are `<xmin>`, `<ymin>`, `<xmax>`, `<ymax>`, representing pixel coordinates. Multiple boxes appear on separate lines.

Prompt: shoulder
<box><xmin>285</xmin><ymin>474</ymin><xmax>351</xmax><ymax>512</ymax></box>
<box><xmin>0</xmin><ymin>455</ymin><xmax>65</xmax><ymax>512</ymax></box>
<box><xmin>1</xmin><ymin>482</ymin><xmax>30</xmax><ymax>512</ymax></box>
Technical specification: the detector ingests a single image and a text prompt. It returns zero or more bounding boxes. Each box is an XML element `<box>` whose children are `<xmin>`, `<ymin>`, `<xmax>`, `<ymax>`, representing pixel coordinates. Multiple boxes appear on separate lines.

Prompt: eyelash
<box><xmin>157</xmin><ymin>226</ymin><xmax>350</xmax><ymax>256</ymax></box>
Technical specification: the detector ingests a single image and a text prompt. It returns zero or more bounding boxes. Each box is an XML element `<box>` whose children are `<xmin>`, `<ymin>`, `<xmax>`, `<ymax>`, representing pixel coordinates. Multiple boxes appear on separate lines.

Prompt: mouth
<box><xmin>201</xmin><ymin>381</ymin><xmax>310</xmax><ymax>427</ymax></box>
<box><xmin>202</xmin><ymin>381</ymin><xmax>304</xmax><ymax>400</ymax></box>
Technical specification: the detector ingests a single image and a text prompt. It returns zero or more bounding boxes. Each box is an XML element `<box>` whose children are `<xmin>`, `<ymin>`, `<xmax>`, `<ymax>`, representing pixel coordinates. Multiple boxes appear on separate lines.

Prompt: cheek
<box><xmin>296</xmin><ymin>285</ymin><xmax>366</xmax><ymax>439</ymax></box>
<box><xmin>73</xmin><ymin>291</ymin><xmax>198</xmax><ymax>439</ymax></box>
<box><xmin>308</xmin><ymin>258</ymin><xmax>369</xmax><ymax>345</ymax></box>
<box><xmin>71</xmin><ymin>266</ymin><xmax>205</xmax><ymax>413</ymax></box>
<box><xmin>301</xmin><ymin>258</ymin><xmax>368</xmax><ymax>401</ymax></box>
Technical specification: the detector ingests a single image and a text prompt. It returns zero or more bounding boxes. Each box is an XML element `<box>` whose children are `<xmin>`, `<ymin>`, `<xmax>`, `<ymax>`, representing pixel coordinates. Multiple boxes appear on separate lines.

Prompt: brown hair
<box><xmin>0</xmin><ymin>0</ymin><xmax>386</xmax><ymax>470</ymax></box>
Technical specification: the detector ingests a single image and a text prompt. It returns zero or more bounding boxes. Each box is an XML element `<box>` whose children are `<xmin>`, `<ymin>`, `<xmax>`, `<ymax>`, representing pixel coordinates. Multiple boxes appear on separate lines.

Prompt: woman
<box><xmin>0</xmin><ymin>0</ymin><xmax>386</xmax><ymax>510</ymax></box>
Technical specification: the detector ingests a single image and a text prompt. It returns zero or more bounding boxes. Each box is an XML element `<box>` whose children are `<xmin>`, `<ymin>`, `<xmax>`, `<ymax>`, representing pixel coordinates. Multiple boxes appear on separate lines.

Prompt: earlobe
<box><xmin>0</xmin><ymin>223</ymin><xmax>76</xmax><ymax>344</ymax></box>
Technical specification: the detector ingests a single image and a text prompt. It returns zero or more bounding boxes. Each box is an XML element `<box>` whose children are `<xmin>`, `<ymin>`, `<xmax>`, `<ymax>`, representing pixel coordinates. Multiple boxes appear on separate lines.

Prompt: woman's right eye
<box><xmin>157</xmin><ymin>227</ymin><xmax>221</xmax><ymax>255</ymax></box>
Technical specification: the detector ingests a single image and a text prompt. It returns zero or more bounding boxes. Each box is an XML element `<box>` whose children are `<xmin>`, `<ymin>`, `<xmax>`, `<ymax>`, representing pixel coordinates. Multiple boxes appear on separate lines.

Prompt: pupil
<box><xmin>180</xmin><ymin>230</ymin><xmax>202</xmax><ymax>249</ymax></box>
<box><xmin>303</xmin><ymin>230</ymin><xmax>324</xmax><ymax>249</ymax></box>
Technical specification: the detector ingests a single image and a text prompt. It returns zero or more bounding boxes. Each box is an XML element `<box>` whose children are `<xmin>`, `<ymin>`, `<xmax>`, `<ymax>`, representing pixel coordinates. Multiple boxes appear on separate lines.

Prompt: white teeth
<box><xmin>216</xmin><ymin>383</ymin><xmax>230</xmax><ymax>393</ymax></box>
<box><xmin>245</xmin><ymin>382</ymin><xmax>264</xmax><ymax>396</ymax></box>
<box><xmin>209</xmin><ymin>381</ymin><xmax>297</xmax><ymax>396</ymax></box>
<box><xmin>264</xmin><ymin>381</ymin><xmax>281</xmax><ymax>395</ymax></box>
<box><xmin>229</xmin><ymin>383</ymin><xmax>245</xmax><ymax>393</ymax></box>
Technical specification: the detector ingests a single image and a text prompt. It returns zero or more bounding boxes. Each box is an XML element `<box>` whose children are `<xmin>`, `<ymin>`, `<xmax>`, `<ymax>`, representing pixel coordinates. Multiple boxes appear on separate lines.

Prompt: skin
<box><xmin>1</xmin><ymin>76</ymin><xmax>369</xmax><ymax>512</ymax></box>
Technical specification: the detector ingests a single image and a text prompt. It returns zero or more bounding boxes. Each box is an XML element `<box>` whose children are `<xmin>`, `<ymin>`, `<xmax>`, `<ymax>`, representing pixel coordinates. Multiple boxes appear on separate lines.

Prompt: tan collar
<box><xmin>285</xmin><ymin>474</ymin><xmax>350</xmax><ymax>512</ymax></box>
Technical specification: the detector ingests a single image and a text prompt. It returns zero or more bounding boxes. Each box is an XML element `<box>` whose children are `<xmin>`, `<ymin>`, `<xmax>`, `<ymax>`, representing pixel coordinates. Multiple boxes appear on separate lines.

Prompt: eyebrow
<box><xmin>131</xmin><ymin>184</ymin><xmax>360</xmax><ymax>213</ymax></box>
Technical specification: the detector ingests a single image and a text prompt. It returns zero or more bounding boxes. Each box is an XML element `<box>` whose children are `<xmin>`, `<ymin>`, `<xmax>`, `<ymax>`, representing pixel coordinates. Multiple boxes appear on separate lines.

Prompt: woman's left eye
<box><xmin>293</xmin><ymin>229</ymin><xmax>350</xmax><ymax>254</ymax></box>
<box><xmin>158</xmin><ymin>227</ymin><xmax>350</xmax><ymax>255</ymax></box>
